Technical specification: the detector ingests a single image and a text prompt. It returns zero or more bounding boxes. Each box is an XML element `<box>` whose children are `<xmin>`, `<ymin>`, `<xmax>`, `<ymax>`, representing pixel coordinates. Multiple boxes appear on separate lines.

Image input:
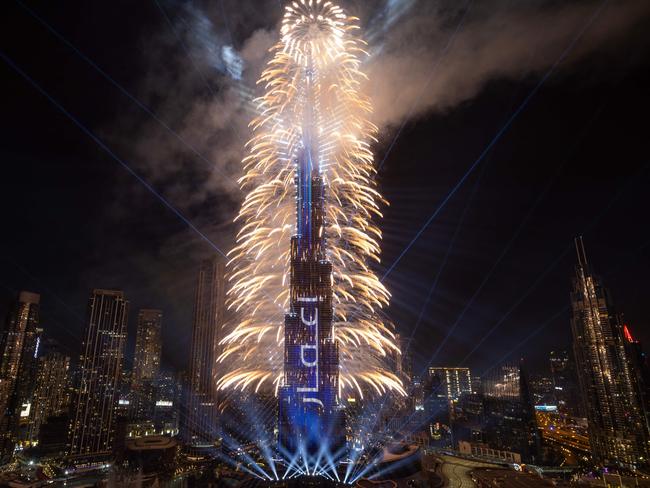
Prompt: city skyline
<box><xmin>1</xmin><ymin>0</ymin><xmax>650</xmax><ymax>484</ymax></box>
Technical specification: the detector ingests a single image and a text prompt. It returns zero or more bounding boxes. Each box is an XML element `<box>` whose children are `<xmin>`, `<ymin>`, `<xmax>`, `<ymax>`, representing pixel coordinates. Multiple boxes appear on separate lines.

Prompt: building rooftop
<box><xmin>471</xmin><ymin>468</ymin><xmax>555</xmax><ymax>488</ymax></box>
<box><xmin>126</xmin><ymin>435</ymin><xmax>177</xmax><ymax>451</ymax></box>
<box><xmin>381</xmin><ymin>443</ymin><xmax>420</xmax><ymax>463</ymax></box>
<box><xmin>18</xmin><ymin>290</ymin><xmax>40</xmax><ymax>304</ymax></box>
<box><xmin>92</xmin><ymin>289</ymin><xmax>124</xmax><ymax>297</ymax></box>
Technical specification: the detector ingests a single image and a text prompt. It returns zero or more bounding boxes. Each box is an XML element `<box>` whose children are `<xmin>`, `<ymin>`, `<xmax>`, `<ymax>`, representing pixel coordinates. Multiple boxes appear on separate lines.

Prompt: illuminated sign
<box><xmin>296</xmin><ymin>297</ymin><xmax>322</xmax><ymax>408</ymax></box>
<box><xmin>156</xmin><ymin>400</ymin><xmax>173</xmax><ymax>407</ymax></box>
<box><xmin>20</xmin><ymin>402</ymin><xmax>31</xmax><ymax>418</ymax></box>
<box><xmin>118</xmin><ymin>399</ymin><xmax>130</xmax><ymax>406</ymax></box>
<box><xmin>534</xmin><ymin>404</ymin><xmax>558</xmax><ymax>412</ymax></box>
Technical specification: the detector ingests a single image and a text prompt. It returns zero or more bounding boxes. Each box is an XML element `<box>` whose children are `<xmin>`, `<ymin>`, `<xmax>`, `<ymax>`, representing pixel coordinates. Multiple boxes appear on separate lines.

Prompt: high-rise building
<box><xmin>423</xmin><ymin>369</ymin><xmax>472</xmax><ymax>447</ymax></box>
<box><xmin>397</xmin><ymin>335</ymin><xmax>413</xmax><ymax>393</ymax></box>
<box><xmin>471</xmin><ymin>376</ymin><xmax>482</xmax><ymax>396</ymax></box>
<box><xmin>153</xmin><ymin>372</ymin><xmax>182</xmax><ymax>436</ymax></box>
<box><xmin>429</xmin><ymin>367</ymin><xmax>472</xmax><ymax>400</ymax></box>
<box><xmin>548</xmin><ymin>350</ymin><xmax>580</xmax><ymax>415</ymax></box>
<box><xmin>481</xmin><ymin>361</ymin><xmax>540</xmax><ymax>463</ymax></box>
<box><xmin>529</xmin><ymin>374</ymin><xmax>553</xmax><ymax>405</ymax></box>
<box><xmin>570</xmin><ymin>237</ymin><xmax>649</xmax><ymax>468</ymax></box>
<box><xmin>68</xmin><ymin>289</ymin><xmax>128</xmax><ymax>462</ymax></box>
<box><xmin>25</xmin><ymin>350</ymin><xmax>71</xmax><ymax>444</ymax></box>
<box><xmin>451</xmin><ymin>392</ymin><xmax>484</xmax><ymax>448</ymax></box>
<box><xmin>422</xmin><ymin>372</ymin><xmax>453</xmax><ymax>448</ymax></box>
<box><xmin>482</xmin><ymin>363</ymin><xmax>520</xmax><ymax>399</ymax></box>
<box><xmin>277</xmin><ymin>121</ymin><xmax>340</xmax><ymax>454</ymax></box>
<box><xmin>116</xmin><ymin>368</ymin><xmax>132</xmax><ymax>420</ymax></box>
<box><xmin>0</xmin><ymin>291</ymin><xmax>42</xmax><ymax>455</ymax></box>
<box><xmin>622</xmin><ymin>324</ymin><xmax>650</xmax><ymax>432</ymax></box>
<box><xmin>184</xmin><ymin>257</ymin><xmax>226</xmax><ymax>452</ymax></box>
<box><xmin>133</xmin><ymin>309</ymin><xmax>162</xmax><ymax>383</ymax></box>
<box><xmin>130</xmin><ymin>309</ymin><xmax>162</xmax><ymax>423</ymax></box>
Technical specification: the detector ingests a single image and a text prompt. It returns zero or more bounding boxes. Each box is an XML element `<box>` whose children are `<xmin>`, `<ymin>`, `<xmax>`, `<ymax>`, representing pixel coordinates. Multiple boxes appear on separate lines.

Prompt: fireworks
<box><xmin>218</xmin><ymin>0</ymin><xmax>405</xmax><ymax>398</ymax></box>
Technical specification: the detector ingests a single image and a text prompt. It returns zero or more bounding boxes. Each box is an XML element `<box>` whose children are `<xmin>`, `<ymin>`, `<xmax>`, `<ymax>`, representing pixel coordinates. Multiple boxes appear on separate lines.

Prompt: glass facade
<box><xmin>571</xmin><ymin>237</ymin><xmax>649</xmax><ymax>468</ymax></box>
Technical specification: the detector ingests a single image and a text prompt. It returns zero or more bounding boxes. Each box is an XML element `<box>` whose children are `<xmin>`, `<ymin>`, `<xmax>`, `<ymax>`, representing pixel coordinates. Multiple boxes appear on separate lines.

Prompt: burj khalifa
<box><xmin>278</xmin><ymin>64</ymin><xmax>341</xmax><ymax>455</ymax></box>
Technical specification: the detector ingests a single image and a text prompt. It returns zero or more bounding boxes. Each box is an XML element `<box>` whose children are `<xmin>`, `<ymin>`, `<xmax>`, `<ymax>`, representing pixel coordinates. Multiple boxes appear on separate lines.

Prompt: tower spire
<box><xmin>574</xmin><ymin>235</ymin><xmax>589</xmax><ymax>272</ymax></box>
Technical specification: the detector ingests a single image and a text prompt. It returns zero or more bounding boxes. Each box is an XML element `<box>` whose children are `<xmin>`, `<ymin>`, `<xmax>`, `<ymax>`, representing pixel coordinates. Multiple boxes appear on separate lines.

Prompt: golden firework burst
<box><xmin>218</xmin><ymin>0</ymin><xmax>405</xmax><ymax>398</ymax></box>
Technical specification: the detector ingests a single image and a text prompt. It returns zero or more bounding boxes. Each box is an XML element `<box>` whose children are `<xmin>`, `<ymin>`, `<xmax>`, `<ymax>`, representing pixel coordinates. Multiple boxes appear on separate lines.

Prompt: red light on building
<box><xmin>623</xmin><ymin>324</ymin><xmax>635</xmax><ymax>343</ymax></box>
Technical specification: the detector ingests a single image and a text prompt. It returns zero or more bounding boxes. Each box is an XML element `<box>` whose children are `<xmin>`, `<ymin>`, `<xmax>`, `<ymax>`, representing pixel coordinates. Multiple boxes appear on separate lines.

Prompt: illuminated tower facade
<box><xmin>68</xmin><ymin>289</ymin><xmax>128</xmax><ymax>461</ymax></box>
<box><xmin>219</xmin><ymin>0</ymin><xmax>403</xmax><ymax>404</ymax></box>
<box><xmin>570</xmin><ymin>237</ymin><xmax>649</xmax><ymax>467</ymax></box>
<box><xmin>184</xmin><ymin>256</ymin><xmax>226</xmax><ymax>452</ymax></box>
<box><xmin>278</xmin><ymin>133</ymin><xmax>340</xmax><ymax>453</ymax></box>
<box><xmin>0</xmin><ymin>291</ymin><xmax>42</xmax><ymax>456</ymax></box>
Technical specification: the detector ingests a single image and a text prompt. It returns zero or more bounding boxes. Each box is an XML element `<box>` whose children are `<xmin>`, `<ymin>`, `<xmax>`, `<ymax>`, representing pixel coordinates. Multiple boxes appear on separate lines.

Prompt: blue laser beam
<box><xmin>0</xmin><ymin>50</ymin><xmax>227</xmax><ymax>259</ymax></box>
<box><xmin>14</xmin><ymin>0</ymin><xmax>240</xmax><ymax>192</ymax></box>
<box><xmin>377</xmin><ymin>0</ymin><xmax>473</xmax><ymax>173</ymax></box>
<box><xmin>404</xmin><ymin>154</ymin><xmax>489</xmax><ymax>356</ymax></box>
<box><xmin>428</xmin><ymin>160</ymin><xmax>566</xmax><ymax>368</ymax></box>
<box><xmin>381</xmin><ymin>0</ymin><xmax>610</xmax><ymax>282</ymax></box>
<box><xmin>219</xmin><ymin>0</ymin><xmax>236</xmax><ymax>49</ymax></box>
<box><xmin>152</xmin><ymin>0</ymin><xmax>216</xmax><ymax>98</ymax></box>
<box><xmin>429</xmin><ymin>99</ymin><xmax>609</xmax><ymax>367</ymax></box>
<box><xmin>459</xmin><ymin>158</ymin><xmax>649</xmax><ymax>367</ymax></box>
<box><xmin>459</xmin><ymin>243</ymin><xmax>572</xmax><ymax>366</ymax></box>
<box><xmin>392</xmin><ymin>157</ymin><xmax>650</xmax><ymax>434</ymax></box>
<box><xmin>480</xmin><ymin>304</ymin><xmax>569</xmax><ymax>378</ymax></box>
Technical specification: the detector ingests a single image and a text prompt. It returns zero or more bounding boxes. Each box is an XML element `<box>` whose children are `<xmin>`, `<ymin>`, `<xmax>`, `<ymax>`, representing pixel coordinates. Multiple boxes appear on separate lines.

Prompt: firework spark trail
<box><xmin>217</xmin><ymin>0</ymin><xmax>404</xmax><ymax>398</ymax></box>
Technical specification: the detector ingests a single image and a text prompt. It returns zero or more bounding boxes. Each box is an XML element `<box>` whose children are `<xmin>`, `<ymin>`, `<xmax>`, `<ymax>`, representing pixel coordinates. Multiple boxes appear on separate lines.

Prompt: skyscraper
<box><xmin>392</xmin><ymin>334</ymin><xmax>413</xmax><ymax>393</ymax></box>
<box><xmin>549</xmin><ymin>350</ymin><xmax>580</xmax><ymax>415</ymax></box>
<box><xmin>481</xmin><ymin>361</ymin><xmax>540</xmax><ymax>463</ymax></box>
<box><xmin>133</xmin><ymin>309</ymin><xmax>162</xmax><ymax>383</ymax></box>
<box><xmin>570</xmin><ymin>237</ymin><xmax>649</xmax><ymax>468</ymax></box>
<box><xmin>26</xmin><ymin>350</ymin><xmax>71</xmax><ymax>443</ymax></box>
<box><xmin>482</xmin><ymin>363</ymin><xmax>520</xmax><ymax>399</ymax></box>
<box><xmin>184</xmin><ymin>257</ymin><xmax>225</xmax><ymax>451</ymax></box>
<box><xmin>68</xmin><ymin>289</ymin><xmax>128</xmax><ymax>462</ymax></box>
<box><xmin>429</xmin><ymin>367</ymin><xmax>472</xmax><ymax>400</ymax></box>
<box><xmin>422</xmin><ymin>372</ymin><xmax>453</xmax><ymax>447</ymax></box>
<box><xmin>130</xmin><ymin>309</ymin><xmax>162</xmax><ymax>423</ymax></box>
<box><xmin>0</xmin><ymin>291</ymin><xmax>42</xmax><ymax>456</ymax></box>
<box><xmin>622</xmin><ymin>324</ymin><xmax>650</xmax><ymax>432</ymax></box>
<box><xmin>219</xmin><ymin>0</ymin><xmax>402</xmax><ymax>415</ymax></box>
<box><xmin>276</xmin><ymin>78</ymin><xmax>340</xmax><ymax>453</ymax></box>
<box><xmin>153</xmin><ymin>372</ymin><xmax>182</xmax><ymax>436</ymax></box>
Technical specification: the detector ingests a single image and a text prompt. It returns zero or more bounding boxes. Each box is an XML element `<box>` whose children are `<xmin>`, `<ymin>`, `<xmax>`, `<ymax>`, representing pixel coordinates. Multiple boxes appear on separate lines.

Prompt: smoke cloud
<box><xmin>97</xmin><ymin>0</ymin><xmax>649</xmax><ymax>369</ymax></box>
<box><xmin>110</xmin><ymin>0</ymin><xmax>649</xmax><ymax>216</ymax></box>
<box><xmin>365</xmin><ymin>0</ymin><xmax>650</xmax><ymax>129</ymax></box>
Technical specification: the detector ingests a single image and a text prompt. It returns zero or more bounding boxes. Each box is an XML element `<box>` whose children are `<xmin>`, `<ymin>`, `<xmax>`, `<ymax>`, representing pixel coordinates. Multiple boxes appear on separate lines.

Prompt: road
<box><xmin>438</xmin><ymin>455</ymin><xmax>498</xmax><ymax>488</ymax></box>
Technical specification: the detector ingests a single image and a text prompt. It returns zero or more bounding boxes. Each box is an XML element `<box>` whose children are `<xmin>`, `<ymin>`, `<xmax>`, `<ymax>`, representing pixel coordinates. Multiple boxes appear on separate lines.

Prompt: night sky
<box><xmin>1</xmin><ymin>0</ymin><xmax>649</xmax><ymax>378</ymax></box>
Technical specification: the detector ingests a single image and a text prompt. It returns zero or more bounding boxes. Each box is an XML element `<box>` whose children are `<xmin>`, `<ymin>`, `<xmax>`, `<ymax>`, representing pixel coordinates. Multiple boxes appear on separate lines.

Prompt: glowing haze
<box><xmin>217</xmin><ymin>0</ymin><xmax>405</xmax><ymax>398</ymax></box>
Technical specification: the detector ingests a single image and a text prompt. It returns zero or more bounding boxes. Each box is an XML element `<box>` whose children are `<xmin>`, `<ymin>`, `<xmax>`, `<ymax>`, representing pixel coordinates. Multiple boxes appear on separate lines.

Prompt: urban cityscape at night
<box><xmin>1</xmin><ymin>0</ymin><xmax>650</xmax><ymax>487</ymax></box>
